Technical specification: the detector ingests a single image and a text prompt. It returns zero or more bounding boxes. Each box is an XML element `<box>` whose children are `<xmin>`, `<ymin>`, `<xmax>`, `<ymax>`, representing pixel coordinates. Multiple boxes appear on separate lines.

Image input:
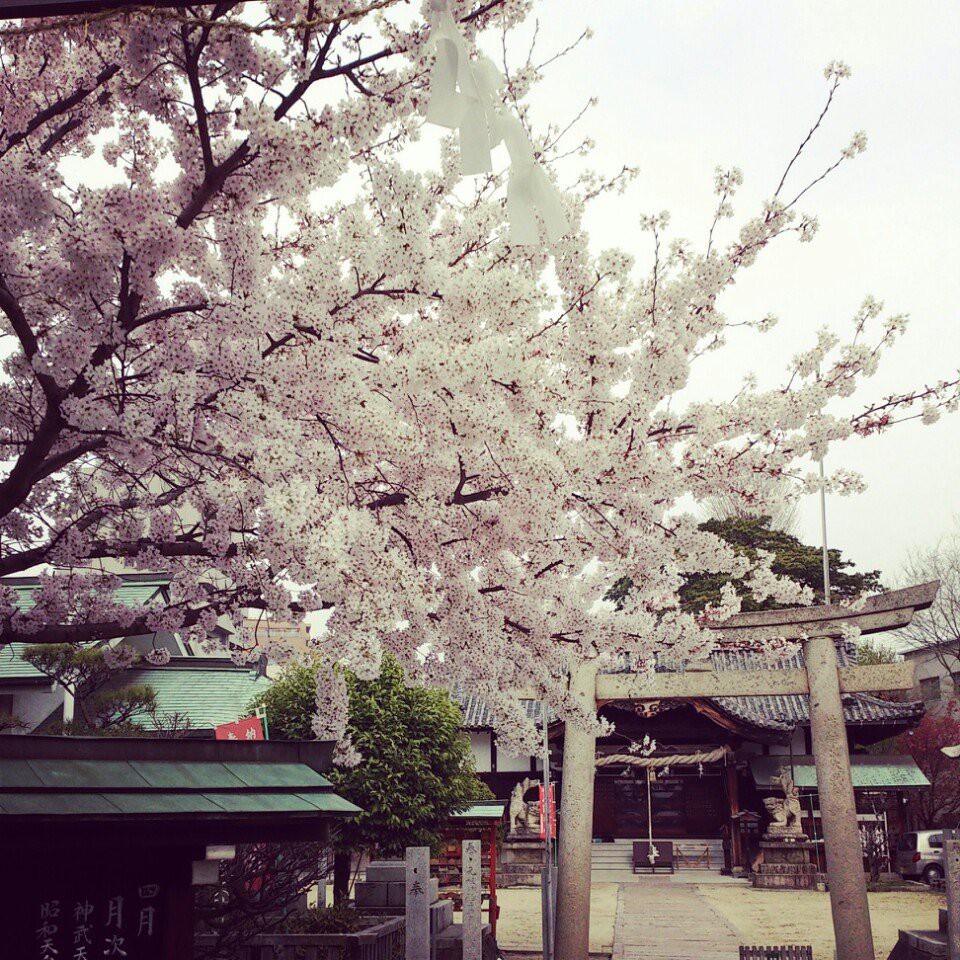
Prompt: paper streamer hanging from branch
<box><xmin>424</xmin><ymin>0</ymin><xmax>570</xmax><ymax>245</ymax></box>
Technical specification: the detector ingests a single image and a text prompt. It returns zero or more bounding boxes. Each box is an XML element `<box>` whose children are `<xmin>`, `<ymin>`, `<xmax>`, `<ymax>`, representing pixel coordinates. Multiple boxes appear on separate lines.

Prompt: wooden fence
<box><xmin>739</xmin><ymin>947</ymin><xmax>813</xmax><ymax>960</ymax></box>
<box><xmin>196</xmin><ymin>915</ymin><xmax>405</xmax><ymax>960</ymax></box>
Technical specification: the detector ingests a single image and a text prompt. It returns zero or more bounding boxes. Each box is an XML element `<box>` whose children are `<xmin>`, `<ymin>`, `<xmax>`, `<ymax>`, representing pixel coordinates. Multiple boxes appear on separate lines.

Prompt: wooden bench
<box><xmin>632</xmin><ymin>840</ymin><xmax>674</xmax><ymax>874</ymax></box>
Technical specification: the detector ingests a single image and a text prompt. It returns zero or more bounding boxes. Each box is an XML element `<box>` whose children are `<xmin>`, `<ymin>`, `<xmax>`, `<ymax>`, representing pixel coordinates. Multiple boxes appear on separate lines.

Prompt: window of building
<box><xmin>920</xmin><ymin>676</ymin><xmax>942</xmax><ymax>702</ymax></box>
<box><xmin>952</xmin><ymin>672</ymin><xmax>960</xmax><ymax>692</ymax></box>
<box><xmin>0</xmin><ymin>693</ymin><xmax>13</xmax><ymax>716</ymax></box>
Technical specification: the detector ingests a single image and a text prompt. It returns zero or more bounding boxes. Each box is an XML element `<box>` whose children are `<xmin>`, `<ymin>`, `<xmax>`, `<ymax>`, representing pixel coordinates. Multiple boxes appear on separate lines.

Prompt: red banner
<box><xmin>538</xmin><ymin>783</ymin><xmax>556</xmax><ymax>840</ymax></box>
<box><xmin>215</xmin><ymin>716</ymin><xmax>265</xmax><ymax>741</ymax></box>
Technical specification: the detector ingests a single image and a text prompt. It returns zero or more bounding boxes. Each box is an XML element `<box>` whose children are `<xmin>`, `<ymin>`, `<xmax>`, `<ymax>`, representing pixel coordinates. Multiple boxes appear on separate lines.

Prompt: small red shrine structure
<box><xmin>434</xmin><ymin>801</ymin><xmax>505</xmax><ymax>937</ymax></box>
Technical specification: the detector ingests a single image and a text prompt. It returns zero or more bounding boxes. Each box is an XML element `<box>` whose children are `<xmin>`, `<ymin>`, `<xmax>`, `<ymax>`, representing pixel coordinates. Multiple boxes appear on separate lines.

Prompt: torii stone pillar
<box><xmin>554</xmin><ymin>660</ymin><xmax>598</xmax><ymax>960</ymax></box>
<box><xmin>546</xmin><ymin>582</ymin><xmax>937</xmax><ymax>960</ymax></box>
<box><xmin>805</xmin><ymin>634</ymin><xmax>874</xmax><ymax>960</ymax></box>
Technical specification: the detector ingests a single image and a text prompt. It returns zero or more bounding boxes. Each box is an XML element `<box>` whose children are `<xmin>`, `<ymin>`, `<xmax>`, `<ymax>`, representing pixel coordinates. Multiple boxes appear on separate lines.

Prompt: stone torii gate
<box><xmin>551</xmin><ymin>581</ymin><xmax>939</xmax><ymax>960</ymax></box>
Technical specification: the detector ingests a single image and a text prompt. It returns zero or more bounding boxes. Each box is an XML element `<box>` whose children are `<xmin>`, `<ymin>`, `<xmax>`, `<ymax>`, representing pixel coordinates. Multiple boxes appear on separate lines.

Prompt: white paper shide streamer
<box><xmin>424</xmin><ymin>0</ymin><xmax>570</xmax><ymax>245</ymax></box>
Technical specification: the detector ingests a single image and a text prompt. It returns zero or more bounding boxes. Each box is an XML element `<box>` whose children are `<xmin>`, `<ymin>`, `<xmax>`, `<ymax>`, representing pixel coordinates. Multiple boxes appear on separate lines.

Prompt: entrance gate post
<box><xmin>554</xmin><ymin>660</ymin><xmax>599</xmax><ymax>960</ymax></box>
<box><xmin>804</xmin><ymin>634</ymin><xmax>875</xmax><ymax>960</ymax></box>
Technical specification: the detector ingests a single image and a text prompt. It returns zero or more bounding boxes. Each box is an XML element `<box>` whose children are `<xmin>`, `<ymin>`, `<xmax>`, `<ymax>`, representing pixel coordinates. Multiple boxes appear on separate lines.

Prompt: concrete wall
<box><xmin>469</xmin><ymin>731</ymin><xmax>492</xmax><ymax>771</ymax></box>
<box><xmin>468</xmin><ymin>729</ymin><xmax>541</xmax><ymax>773</ymax></box>
<box><xmin>2</xmin><ymin>683</ymin><xmax>62</xmax><ymax>733</ymax></box>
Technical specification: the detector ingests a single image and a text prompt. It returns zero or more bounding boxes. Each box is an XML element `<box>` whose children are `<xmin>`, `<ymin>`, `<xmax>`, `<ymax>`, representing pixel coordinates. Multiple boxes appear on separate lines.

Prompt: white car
<box><xmin>897</xmin><ymin>830</ymin><xmax>946</xmax><ymax>884</ymax></box>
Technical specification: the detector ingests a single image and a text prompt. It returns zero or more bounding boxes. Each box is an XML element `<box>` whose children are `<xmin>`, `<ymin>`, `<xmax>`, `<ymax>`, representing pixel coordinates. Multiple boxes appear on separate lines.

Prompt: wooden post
<box><xmin>944</xmin><ymin>831</ymin><xmax>960</xmax><ymax>960</ymax></box>
<box><xmin>489</xmin><ymin>823</ymin><xmax>498</xmax><ymax>938</ymax></box>
<box><xmin>726</xmin><ymin>763</ymin><xmax>743</xmax><ymax>870</ymax></box>
<box><xmin>405</xmin><ymin>846</ymin><xmax>431</xmax><ymax>960</ymax></box>
<box><xmin>554</xmin><ymin>660</ymin><xmax>598</xmax><ymax>960</ymax></box>
<box><xmin>804</xmin><ymin>634</ymin><xmax>875</xmax><ymax>960</ymax></box>
<box><xmin>462</xmin><ymin>840</ymin><xmax>482</xmax><ymax>960</ymax></box>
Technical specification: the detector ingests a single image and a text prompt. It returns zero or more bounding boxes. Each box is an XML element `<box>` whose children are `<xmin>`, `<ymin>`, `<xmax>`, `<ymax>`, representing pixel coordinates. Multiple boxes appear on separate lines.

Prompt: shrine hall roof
<box><xmin>456</xmin><ymin>641</ymin><xmax>924</xmax><ymax>735</ymax></box>
<box><xmin>705</xmin><ymin>644</ymin><xmax>924</xmax><ymax>733</ymax></box>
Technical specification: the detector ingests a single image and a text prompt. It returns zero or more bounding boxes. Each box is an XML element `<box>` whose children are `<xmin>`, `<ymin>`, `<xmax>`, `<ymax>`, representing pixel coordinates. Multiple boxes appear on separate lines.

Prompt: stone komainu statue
<box><xmin>763</xmin><ymin>767</ymin><xmax>805</xmax><ymax>839</ymax></box>
<box><xmin>508</xmin><ymin>777</ymin><xmax>540</xmax><ymax>834</ymax></box>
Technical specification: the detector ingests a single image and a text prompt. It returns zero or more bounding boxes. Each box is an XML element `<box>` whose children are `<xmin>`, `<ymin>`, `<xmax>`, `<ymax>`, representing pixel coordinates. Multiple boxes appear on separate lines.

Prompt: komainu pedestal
<box><xmin>753</xmin><ymin>839</ymin><xmax>818</xmax><ymax>890</ymax></box>
<box><xmin>752</xmin><ymin>767</ymin><xmax>817</xmax><ymax>890</ymax></box>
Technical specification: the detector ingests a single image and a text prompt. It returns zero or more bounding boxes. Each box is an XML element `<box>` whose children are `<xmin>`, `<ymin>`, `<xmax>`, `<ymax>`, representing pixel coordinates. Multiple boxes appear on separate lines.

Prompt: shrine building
<box><xmin>459</xmin><ymin>642</ymin><xmax>929</xmax><ymax>874</ymax></box>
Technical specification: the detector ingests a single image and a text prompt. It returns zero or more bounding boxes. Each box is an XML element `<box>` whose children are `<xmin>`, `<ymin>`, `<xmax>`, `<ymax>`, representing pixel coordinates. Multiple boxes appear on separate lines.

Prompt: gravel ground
<box><xmin>494</xmin><ymin>883</ymin><xmax>619</xmax><ymax>954</ymax></box>
<box><xmin>698</xmin><ymin>883</ymin><xmax>947</xmax><ymax>958</ymax></box>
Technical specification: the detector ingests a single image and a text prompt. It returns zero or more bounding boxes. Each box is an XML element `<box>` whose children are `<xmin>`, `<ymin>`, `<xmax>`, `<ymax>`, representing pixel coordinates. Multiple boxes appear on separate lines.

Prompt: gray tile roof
<box><xmin>706</xmin><ymin>643</ymin><xmax>923</xmax><ymax>730</ymax></box>
<box><xmin>457</xmin><ymin>691</ymin><xmax>544</xmax><ymax>729</ymax></box>
<box><xmin>457</xmin><ymin>641</ymin><xmax>923</xmax><ymax>733</ymax></box>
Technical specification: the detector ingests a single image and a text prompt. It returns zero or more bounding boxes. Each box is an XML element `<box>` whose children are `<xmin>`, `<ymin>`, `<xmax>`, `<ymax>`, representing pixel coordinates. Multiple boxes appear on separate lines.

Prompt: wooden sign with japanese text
<box><xmin>10</xmin><ymin>873</ymin><xmax>165</xmax><ymax>960</ymax></box>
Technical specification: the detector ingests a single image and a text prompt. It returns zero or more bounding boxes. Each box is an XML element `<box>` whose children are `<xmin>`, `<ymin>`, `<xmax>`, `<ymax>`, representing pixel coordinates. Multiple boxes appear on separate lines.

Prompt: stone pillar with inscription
<box><xmin>462</xmin><ymin>840</ymin><xmax>482</xmax><ymax>960</ymax></box>
<box><xmin>406</xmin><ymin>847</ymin><xmax>431</xmax><ymax>960</ymax></box>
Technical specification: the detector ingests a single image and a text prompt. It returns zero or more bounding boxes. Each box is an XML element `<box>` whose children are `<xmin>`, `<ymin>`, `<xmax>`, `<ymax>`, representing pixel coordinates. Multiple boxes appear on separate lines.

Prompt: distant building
<box><xmin>0</xmin><ymin>573</ymin><xmax>258</xmax><ymax>734</ymax></box>
<box><xmin>901</xmin><ymin>641</ymin><xmax>960</xmax><ymax>714</ymax></box>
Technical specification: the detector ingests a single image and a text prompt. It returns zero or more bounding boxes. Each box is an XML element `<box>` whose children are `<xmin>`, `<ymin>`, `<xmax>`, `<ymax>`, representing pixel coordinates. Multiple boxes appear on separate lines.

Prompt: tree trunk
<box><xmin>333</xmin><ymin>851</ymin><xmax>351</xmax><ymax>905</ymax></box>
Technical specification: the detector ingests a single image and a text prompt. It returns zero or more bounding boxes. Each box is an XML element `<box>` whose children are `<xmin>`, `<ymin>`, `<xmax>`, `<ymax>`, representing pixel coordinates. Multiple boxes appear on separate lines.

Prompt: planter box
<box><xmin>196</xmin><ymin>915</ymin><xmax>405</xmax><ymax>960</ymax></box>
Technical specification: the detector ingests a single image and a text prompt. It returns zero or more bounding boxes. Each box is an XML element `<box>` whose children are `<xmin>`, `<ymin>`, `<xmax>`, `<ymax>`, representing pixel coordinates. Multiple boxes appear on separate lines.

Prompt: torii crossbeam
<box><xmin>550</xmin><ymin>581</ymin><xmax>939</xmax><ymax>960</ymax></box>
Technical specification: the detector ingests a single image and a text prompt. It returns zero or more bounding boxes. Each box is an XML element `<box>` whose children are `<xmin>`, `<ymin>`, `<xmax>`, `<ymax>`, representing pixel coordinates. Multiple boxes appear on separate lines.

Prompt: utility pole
<box><xmin>806</xmin><ymin>454</ymin><xmax>875</xmax><ymax>960</ymax></box>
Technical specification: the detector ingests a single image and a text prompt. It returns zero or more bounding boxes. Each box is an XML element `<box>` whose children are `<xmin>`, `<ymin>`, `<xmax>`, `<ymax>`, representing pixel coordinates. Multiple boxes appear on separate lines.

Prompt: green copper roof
<box><xmin>5</xmin><ymin>576</ymin><xmax>167</xmax><ymax>613</ymax></box>
<box><xmin>0</xmin><ymin>737</ymin><xmax>360</xmax><ymax>829</ymax></box>
<box><xmin>450</xmin><ymin>801</ymin><xmax>507</xmax><ymax>820</ymax></box>
<box><xmin>750</xmin><ymin>754</ymin><xmax>930</xmax><ymax>790</ymax></box>
<box><xmin>0</xmin><ymin>643</ymin><xmax>50</xmax><ymax>682</ymax></box>
<box><xmin>111</xmin><ymin>662</ymin><xmax>270</xmax><ymax>731</ymax></box>
<box><xmin>0</xmin><ymin>752</ymin><xmax>359</xmax><ymax>819</ymax></box>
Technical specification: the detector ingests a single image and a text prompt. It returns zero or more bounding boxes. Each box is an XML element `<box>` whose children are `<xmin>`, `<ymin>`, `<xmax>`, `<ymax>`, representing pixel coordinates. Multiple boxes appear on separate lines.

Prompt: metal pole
<box><xmin>542</xmin><ymin>701</ymin><xmax>554</xmax><ymax>960</ymax></box>
<box><xmin>646</xmin><ymin>768</ymin><xmax>654</xmax><ymax>846</ymax></box>
<box><xmin>819</xmin><ymin>456</ymin><xmax>831</xmax><ymax>603</ymax></box>
<box><xmin>554</xmin><ymin>660</ymin><xmax>598</xmax><ymax>960</ymax></box>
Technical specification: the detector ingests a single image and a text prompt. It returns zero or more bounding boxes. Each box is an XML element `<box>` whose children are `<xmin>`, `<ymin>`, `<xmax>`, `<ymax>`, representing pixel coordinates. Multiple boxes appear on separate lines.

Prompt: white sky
<box><xmin>509</xmin><ymin>0</ymin><xmax>960</xmax><ymax>585</ymax></box>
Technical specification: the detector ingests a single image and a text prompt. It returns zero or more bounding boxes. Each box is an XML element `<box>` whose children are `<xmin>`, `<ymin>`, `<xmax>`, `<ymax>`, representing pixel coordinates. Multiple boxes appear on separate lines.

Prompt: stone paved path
<box><xmin>612</xmin><ymin>880</ymin><xmax>742</xmax><ymax>960</ymax></box>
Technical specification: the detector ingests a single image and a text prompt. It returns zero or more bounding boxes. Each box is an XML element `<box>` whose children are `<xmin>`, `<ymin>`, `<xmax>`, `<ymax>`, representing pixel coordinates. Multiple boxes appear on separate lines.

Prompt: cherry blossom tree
<box><xmin>0</xmin><ymin>4</ymin><xmax>956</xmax><ymax>752</ymax></box>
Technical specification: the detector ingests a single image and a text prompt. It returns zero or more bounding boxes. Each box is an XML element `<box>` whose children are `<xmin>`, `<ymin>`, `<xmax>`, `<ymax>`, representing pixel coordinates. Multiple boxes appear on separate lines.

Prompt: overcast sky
<box><xmin>505</xmin><ymin>0</ymin><xmax>960</xmax><ymax>584</ymax></box>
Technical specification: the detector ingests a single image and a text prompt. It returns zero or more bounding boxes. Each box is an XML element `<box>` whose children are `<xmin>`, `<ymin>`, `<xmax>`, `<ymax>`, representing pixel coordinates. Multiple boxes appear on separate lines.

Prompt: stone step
<box><xmin>590</xmin><ymin>840</ymin><xmax>725</xmax><ymax>871</ymax></box>
<box><xmin>895</xmin><ymin>929</ymin><xmax>948</xmax><ymax>958</ymax></box>
<box><xmin>434</xmin><ymin>922</ymin><xmax>492</xmax><ymax>960</ymax></box>
<box><xmin>365</xmin><ymin>860</ymin><xmax>406</xmax><ymax>882</ymax></box>
<box><xmin>431</xmin><ymin>898</ymin><xmax>454</xmax><ymax>935</ymax></box>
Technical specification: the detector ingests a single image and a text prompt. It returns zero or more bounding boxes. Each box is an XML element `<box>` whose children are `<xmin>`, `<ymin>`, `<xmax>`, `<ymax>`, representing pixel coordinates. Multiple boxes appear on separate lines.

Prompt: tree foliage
<box><xmin>251</xmin><ymin>656</ymin><xmax>483</xmax><ymax>855</ymax></box>
<box><xmin>683</xmin><ymin>517</ymin><xmax>883</xmax><ymax>611</ymax></box>
<box><xmin>0</xmin><ymin>4</ymin><xmax>956</xmax><ymax>752</ymax></box>
<box><xmin>895</xmin><ymin>703</ymin><xmax>960</xmax><ymax>828</ymax></box>
<box><xmin>21</xmin><ymin>642</ymin><xmax>192</xmax><ymax>735</ymax></box>
<box><xmin>195</xmin><ymin>842</ymin><xmax>325</xmax><ymax>960</ymax></box>
<box><xmin>609</xmin><ymin>516</ymin><xmax>883</xmax><ymax>613</ymax></box>
<box><xmin>896</xmin><ymin>523</ymin><xmax>960</xmax><ymax>672</ymax></box>
<box><xmin>22</xmin><ymin>642</ymin><xmax>156</xmax><ymax>732</ymax></box>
